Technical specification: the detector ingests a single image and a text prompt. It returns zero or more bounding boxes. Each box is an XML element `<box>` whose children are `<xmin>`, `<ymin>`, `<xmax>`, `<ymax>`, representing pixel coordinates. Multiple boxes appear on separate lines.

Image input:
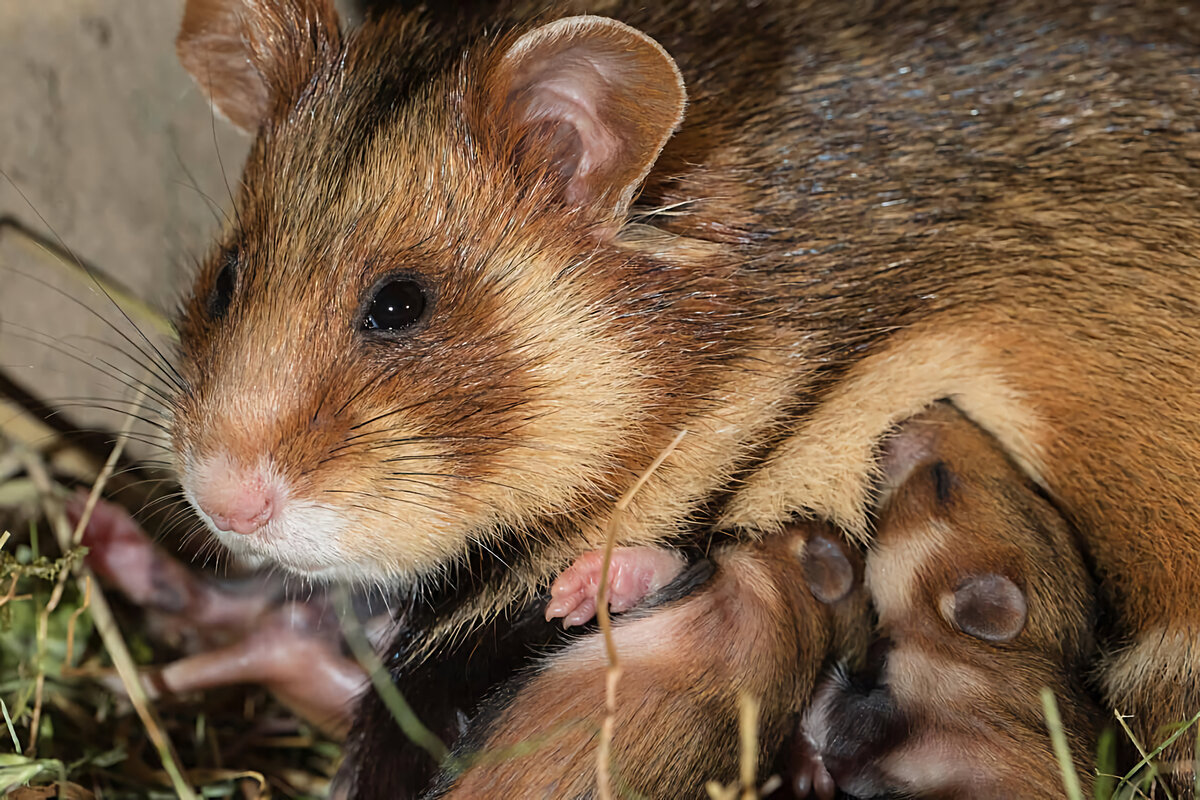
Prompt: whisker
<box><xmin>40</xmin><ymin>403</ymin><xmax>174</xmax><ymax>436</ymax></box>
<box><xmin>383</xmin><ymin>470</ymin><xmax>537</xmax><ymax>500</ymax></box>
<box><xmin>1</xmin><ymin>323</ymin><xmax>178</xmax><ymax>406</ymax></box>
<box><xmin>377</xmin><ymin>473</ymin><xmax>490</xmax><ymax>508</ymax></box>
<box><xmin>342</xmin><ymin>391</ymin><xmax>448</xmax><ymax>435</ymax></box>
<box><xmin>325</xmin><ymin>489</ymin><xmax>449</xmax><ymax>518</ymax></box>
<box><xmin>39</xmin><ymin>395</ymin><xmax>171</xmax><ymax>422</ymax></box>
<box><xmin>0</xmin><ymin>261</ymin><xmax>184</xmax><ymax>394</ymax></box>
<box><xmin>206</xmin><ymin>66</ymin><xmax>244</xmax><ymax>234</ymax></box>
<box><xmin>172</xmin><ymin>145</ymin><xmax>230</xmax><ymax>228</ymax></box>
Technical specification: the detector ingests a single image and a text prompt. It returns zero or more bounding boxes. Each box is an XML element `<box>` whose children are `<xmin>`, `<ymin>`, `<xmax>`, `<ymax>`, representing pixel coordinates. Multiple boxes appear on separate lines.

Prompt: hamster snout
<box><xmin>187</xmin><ymin>453</ymin><xmax>279</xmax><ymax>535</ymax></box>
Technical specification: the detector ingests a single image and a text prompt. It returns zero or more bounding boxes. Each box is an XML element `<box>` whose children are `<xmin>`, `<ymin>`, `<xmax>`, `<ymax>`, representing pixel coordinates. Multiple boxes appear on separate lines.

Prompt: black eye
<box><xmin>208</xmin><ymin>249</ymin><xmax>237</xmax><ymax>320</ymax></box>
<box><xmin>362</xmin><ymin>278</ymin><xmax>427</xmax><ymax>331</ymax></box>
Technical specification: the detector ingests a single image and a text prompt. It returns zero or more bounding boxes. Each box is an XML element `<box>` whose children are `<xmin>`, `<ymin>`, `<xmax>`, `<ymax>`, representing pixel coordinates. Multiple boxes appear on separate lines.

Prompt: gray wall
<box><xmin>0</xmin><ymin>1</ymin><xmax>247</xmax><ymax>456</ymax></box>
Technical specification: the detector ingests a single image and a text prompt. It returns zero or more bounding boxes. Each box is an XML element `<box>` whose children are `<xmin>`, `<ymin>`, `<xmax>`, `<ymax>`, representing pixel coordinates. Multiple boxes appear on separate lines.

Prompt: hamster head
<box><xmin>169</xmin><ymin>0</ymin><xmax>716</xmax><ymax>585</ymax></box>
<box><xmin>869</xmin><ymin>403</ymin><xmax>1095</xmax><ymax>661</ymax></box>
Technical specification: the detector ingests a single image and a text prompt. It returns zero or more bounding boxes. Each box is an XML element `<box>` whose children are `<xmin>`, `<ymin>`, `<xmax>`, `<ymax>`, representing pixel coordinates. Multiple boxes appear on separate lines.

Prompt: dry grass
<box><xmin>0</xmin><ymin>209</ymin><xmax>1195</xmax><ymax>800</ymax></box>
<box><xmin>0</xmin><ymin>445</ymin><xmax>344</xmax><ymax>799</ymax></box>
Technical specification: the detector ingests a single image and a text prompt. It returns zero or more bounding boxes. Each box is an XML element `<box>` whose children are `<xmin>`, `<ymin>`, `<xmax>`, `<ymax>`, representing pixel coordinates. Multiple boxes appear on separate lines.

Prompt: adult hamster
<box><xmin>172</xmin><ymin>0</ymin><xmax>1200</xmax><ymax>785</ymax></box>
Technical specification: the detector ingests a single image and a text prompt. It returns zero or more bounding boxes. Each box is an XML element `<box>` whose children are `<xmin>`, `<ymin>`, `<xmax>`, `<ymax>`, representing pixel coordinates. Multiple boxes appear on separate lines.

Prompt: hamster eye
<box><xmin>362</xmin><ymin>278</ymin><xmax>427</xmax><ymax>332</ymax></box>
<box><xmin>208</xmin><ymin>249</ymin><xmax>237</xmax><ymax>320</ymax></box>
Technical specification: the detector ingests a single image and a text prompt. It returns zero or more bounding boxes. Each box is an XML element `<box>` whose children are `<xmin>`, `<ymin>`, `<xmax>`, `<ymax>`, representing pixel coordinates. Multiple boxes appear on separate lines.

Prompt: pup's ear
<box><xmin>943</xmin><ymin>573</ymin><xmax>1028</xmax><ymax>642</ymax></box>
<box><xmin>177</xmin><ymin>0</ymin><xmax>341</xmax><ymax>132</ymax></box>
<box><xmin>484</xmin><ymin>16</ymin><xmax>686</xmax><ymax>221</ymax></box>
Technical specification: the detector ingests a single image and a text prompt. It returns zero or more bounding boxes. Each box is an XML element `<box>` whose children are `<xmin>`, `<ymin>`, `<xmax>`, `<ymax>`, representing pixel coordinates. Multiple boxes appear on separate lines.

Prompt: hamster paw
<box><xmin>545</xmin><ymin>546</ymin><xmax>686</xmax><ymax>628</ymax></box>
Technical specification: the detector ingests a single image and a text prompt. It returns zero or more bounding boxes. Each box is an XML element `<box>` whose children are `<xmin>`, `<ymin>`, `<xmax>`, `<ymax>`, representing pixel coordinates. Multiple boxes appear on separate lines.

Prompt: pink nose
<box><xmin>194</xmin><ymin>462</ymin><xmax>278</xmax><ymax>535</ymax></box>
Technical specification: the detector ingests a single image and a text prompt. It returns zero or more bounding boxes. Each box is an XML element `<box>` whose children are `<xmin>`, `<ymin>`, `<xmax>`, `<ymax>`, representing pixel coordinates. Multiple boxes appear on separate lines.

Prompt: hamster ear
<box><xmin>800</xmin><ymin>531</ymin><xmax>857</xmax><ymax>605</ymax></box>
<box><xmin>942</xmin><ymin>573</ymin><xmax>1028</xmax><ymax>643</ymax></box>
<box><xmin>487</xmin><ymin>16</ymin><xmax>686</xmax><ymax>220</ymax></box>
<box><xmin>177</xmin><ymin>0</ymin><xmax>340</xmax><ymax>132</ymax></box>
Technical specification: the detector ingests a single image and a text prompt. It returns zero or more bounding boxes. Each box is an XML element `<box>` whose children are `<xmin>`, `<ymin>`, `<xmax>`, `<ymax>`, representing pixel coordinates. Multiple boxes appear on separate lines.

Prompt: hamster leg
<box><xmin>148</xmin><ymin>604</ymin><xmax>368</xmax><ymax>738</ymax></box>
<box><xmin>780</xmin><ymin>731</ymin><xmax>837</xmax><ymax>800</ymax></box>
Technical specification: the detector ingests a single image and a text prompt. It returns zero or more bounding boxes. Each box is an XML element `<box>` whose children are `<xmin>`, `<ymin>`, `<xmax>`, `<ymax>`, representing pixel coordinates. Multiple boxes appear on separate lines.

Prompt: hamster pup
<box><xmin>797</xmin><ymin>403</ymin><xmax>1101</xmax><ymax>799</ymax></box>
<box><xmin>405</xmin><ymin>524</ymin><xmax>867</xmax><ymax>800</ymax></box>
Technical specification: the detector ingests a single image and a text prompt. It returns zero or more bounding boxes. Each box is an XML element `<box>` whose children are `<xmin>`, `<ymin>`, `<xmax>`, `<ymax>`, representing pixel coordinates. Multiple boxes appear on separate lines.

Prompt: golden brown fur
<box><xmin>172</xmin><ymin>0</ymin><xmax>1200</xmax><ymax>790</ymax></box>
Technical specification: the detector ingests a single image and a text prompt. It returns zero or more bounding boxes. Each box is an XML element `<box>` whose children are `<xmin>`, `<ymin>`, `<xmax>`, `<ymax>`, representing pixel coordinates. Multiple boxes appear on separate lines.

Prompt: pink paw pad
<box><xmin>545</xmin><ymin>547</ymin><xmax>686</xmax><ymax>628</ymax></box>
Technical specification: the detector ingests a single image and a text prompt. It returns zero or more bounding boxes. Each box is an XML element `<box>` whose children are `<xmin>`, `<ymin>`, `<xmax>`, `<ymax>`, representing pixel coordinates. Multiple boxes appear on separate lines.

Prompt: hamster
<box><xmin>172</xmin><ymin>0</ymin><xmax>1200</xmax><ymax>787</ymax></box>
<box><xmin>530</xmin><ymin>404</ymin><xmax>1102</xmax><ymax>800</ymax></box>
<box><xmin>393</xmin><ymin>524</ymin><xmax>868</xmax><ymax>800</ymax></box>
<box><xmin>796</xmin><ymin>403</ymin><xmax>1101</xmax><ymax>799</ymax></box>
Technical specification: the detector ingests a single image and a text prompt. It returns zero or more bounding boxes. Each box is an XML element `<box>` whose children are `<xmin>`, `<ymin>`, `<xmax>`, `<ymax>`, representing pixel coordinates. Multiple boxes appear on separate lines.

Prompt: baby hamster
<box><xmin>799</xmin><ymin>404</ymin><xmax>1101</xmax><ymax>799</ymax></box>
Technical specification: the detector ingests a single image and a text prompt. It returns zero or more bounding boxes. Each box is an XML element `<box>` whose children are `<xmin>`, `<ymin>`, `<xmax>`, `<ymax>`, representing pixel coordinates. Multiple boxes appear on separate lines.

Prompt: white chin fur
<box><xmin>189</xmin><ymin>494</ymin><xmax>385</xmax><ymax>583</ymax></box>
